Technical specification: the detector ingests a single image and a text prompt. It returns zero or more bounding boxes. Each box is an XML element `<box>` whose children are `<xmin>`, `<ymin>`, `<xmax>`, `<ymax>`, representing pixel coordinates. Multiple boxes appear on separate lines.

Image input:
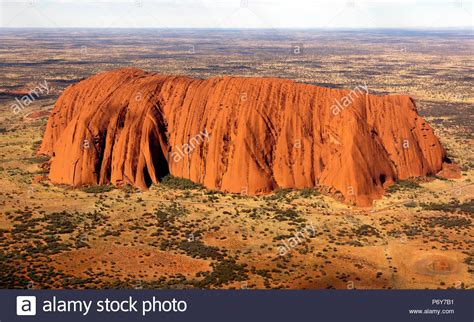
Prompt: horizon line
<box><xmin>0</xmin><ymin>26</ymin><xmax>472</xmax><ymax>30</ymax></box>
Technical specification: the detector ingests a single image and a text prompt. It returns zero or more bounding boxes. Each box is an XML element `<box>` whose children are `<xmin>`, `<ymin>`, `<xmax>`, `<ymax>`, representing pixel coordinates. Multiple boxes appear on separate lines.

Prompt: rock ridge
<box><xmin>38</xmin><ymin>68</ymin><xmax>450</xmax><ymax>206</ymax></box>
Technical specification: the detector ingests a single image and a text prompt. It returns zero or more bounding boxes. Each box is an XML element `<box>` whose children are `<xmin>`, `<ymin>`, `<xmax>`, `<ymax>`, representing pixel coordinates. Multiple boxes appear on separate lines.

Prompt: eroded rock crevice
<box><xmin>38</xmin><ymin>68</ymin><xmax>450</xmax><ymax>206</ymax></box>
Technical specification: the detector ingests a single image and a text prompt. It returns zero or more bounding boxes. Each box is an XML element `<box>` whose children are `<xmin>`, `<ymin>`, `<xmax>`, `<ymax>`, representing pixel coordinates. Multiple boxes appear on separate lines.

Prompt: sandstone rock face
<box><xmin>39</xmin><ymin>68</ymin><xmax>449</xmax><ymax>206</ymax></box>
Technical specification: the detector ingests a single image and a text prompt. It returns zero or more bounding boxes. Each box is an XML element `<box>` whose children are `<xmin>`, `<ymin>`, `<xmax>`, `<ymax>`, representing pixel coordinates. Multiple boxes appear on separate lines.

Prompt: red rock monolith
<box><xmin>38</xmin><ymin>68</ymin><xmax>450</xmax><ymax>206</ymax></box>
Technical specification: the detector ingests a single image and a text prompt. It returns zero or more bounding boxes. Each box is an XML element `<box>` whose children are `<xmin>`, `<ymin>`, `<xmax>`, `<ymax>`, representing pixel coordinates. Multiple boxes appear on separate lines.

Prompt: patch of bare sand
<box><xmin>50</xmin><ymin>242</ymin><xmax>211</xmax><ymax>281</ymax></box>
<box><xmin>0</xmin><ymin>212</ymin><xmax>13</xmax><ymax>229</ymax></box>
<box><xmin>388</xmin><ymin>243</ymin><xmax>471</xmax><ymax>289</ymax></box>
<box><xmin>292</xmin><ymin>245</ymin><xmax>391</xmax><ymax>289</ymax></box>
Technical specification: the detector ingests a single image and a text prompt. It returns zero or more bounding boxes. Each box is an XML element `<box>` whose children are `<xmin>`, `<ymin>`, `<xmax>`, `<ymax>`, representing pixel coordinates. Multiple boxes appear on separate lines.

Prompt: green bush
<box><xmin>82</xmin><ymin>185</ymin><xmax>115</xmax><ymax>193</ymax></box>
<box><xmin>420</xmin><ymin>200</ymin><xmax>473</xmax><ymax>214</ymax></box>
<box><xmin>24</xmin><ymin>155</ymin><xmax>51</xmax><ymax>163</ymax></box>
<box><xmin>178</xmin><ymin>240</ymin><xmax>223</xmax><ymax>260</ymax></box>
<box><xmin>160</xmin><ymin>175</ymin><xmax>202</xmax><ymax>190</ymax></box>
<box><xmin>386</xmin><ymin>180</ymin><xmax>420</xmax><ymax>193</ymax></box>
<box><xmin>299</xmin><ymin>188</ymin><xmax>321</xmax><ymax>198</ymax></box>
<box><xmin>265</xmin><ymin>188</ymin><xmax>293</xmax><ymax>201</ymax></box>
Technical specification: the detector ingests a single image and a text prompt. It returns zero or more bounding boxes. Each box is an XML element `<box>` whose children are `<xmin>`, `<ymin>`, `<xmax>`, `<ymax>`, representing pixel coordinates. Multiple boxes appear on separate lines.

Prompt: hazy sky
<box><xmin>0</xmin><ymin>0</ymin><xmax>472</xmax><ymax>29</ymax></box>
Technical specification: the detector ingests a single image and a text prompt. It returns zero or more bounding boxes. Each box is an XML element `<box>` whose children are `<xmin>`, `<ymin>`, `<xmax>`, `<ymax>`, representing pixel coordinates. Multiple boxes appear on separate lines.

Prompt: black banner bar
<box><xmin>1</xmin><ymin>290</ymin><xmax>472</xmax><ymax>322</ymax></box>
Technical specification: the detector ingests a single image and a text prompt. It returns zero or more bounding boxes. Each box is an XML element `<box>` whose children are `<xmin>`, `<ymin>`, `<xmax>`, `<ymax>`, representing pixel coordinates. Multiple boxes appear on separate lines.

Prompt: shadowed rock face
<box><xmin>38</xmin><ymin>68</ymin><xmax>449</xmax><ymax>206</ymax></box>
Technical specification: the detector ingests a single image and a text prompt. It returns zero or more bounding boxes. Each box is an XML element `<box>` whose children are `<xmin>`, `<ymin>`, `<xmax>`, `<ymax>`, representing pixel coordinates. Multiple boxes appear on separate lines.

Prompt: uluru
<box><xmin>38</xmin><ymin>67</ymin><xmax>451</xmax><ymax>206</ymax></box>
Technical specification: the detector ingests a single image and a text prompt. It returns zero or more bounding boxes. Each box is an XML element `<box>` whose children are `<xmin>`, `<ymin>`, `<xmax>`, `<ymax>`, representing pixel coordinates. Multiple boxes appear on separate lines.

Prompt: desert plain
<box><xmin>0</xmin><ymin>29</ymin><xmax>472</xmax><ymax>289</ymax></box>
